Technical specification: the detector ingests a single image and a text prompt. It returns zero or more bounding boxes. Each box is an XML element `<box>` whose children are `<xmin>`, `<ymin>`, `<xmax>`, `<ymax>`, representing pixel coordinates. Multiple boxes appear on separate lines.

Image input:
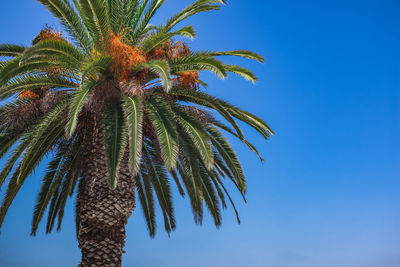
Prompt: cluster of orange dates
<box><xmin>106</xmin><ymin>34</ymin><xmax>199</xmax><ymax>88</ymax></box>
<box><xmin>19</xmin><ymin>28</ymin><xmax>200</xmax><ymax>100</ymax></box>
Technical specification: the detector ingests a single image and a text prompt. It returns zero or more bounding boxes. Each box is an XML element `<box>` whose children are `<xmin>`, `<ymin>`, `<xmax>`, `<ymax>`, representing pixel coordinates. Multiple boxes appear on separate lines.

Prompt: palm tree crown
<box><xmin>0</xmin><ymin>0</ymin><xmax>273</xmax><ymax>239</ymax></box>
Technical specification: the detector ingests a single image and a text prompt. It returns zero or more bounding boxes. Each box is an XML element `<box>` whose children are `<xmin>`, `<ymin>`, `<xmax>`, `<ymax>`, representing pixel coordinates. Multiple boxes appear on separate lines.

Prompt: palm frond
<box><xmin>0</xmin><ymin>56</ymin><xmax>22</xmax><ymax>85</ymax></box>
<box><xmin>31</xmin><ymin>142</ymin><xmax>69</xmax><ymax>235</ymax></box>
<box><xmin>80</xmin><ymin>55</ymin><xmax>112</xmax><ymax>80</ymax></box>
<box><xmin>210</xmin><ymin>50</ymin><xmax>265</xmax><ymax>63</ymax></box>
<box><xmin>79</xmin><ymin>0</ymin><xmax>111</xmax><ymax>43</ymax></box>
<box><xmin>130</xmin><ymin>0</ymin><xmax>149</xmax><ymax>34</ymax></box>
<box><xmin>103</xmin><ymin>102</ymin><xmax>127</xmax><ymax>189</ymax></box>
<box><xmin>223</xmin><ymin>64</ymin><xmax>258</xmax><ymax>84</ymax></box>
<box><xmin>177</xmin><ymin>137</ymin><xmax>204</xmax><ymax>224</ymax></box>
<box><xmin>35</xmin><ymin>0</ymin><xmax>92</xmax><ymax>53</ymax></box>
<box><xmin>140</xmin><ymin>25</ymin><xmax>196</xmax><ymax>53</ymax></box>
<box><xmin>0</xmin><ymin>76</ymin><xmax>77</xmax><ymax>100</ymax></box>
<box><xmin>65</xmin><ymin>79</ymin><xmax>98</xmax><ymax>136</ymax></box>
<box><xmin>136</xmin><ymin>168</ymin><xmax>156</xmax><ymax>236</ymax></box>
<box><xmin>0</xmin><ymin>102</ymin><xmax>67</xmax><ymax>229</ymax></box>
<box><xmin>211</xmin><ymin>120</ymin><xmax>265</xmax><ymax>162</ymax></box>
<box><xmin>21</xmin><ymin>39</ymin><xmax>84</xmax><ymax>67</ymax></box>
<box><xmin>207</xmin><ymin>126</ymin><xmax>246</xmax><ymax>192</ymax></box>
<box><xmin>168</xmin><ymin>88</ymin><xmax>244</xmax><ymax>140</ymax></box>
<box><xmin>133</xmin><ymin>60</ymin><xmax>171</xmax><ymax>92</ymax></box>
<box><xmin>0</xmin><ymin>137</ymin><xmax>30</xmax><ymax>189</ymax></box>
<box><xmin>142</xmin><ymin>143</ymin><xmax>175</xmax><ymax>233</ymax></box>
<box><xmin>198</xmin><ymin>165</ymin><xmax>221</xmax><ymax>227</ymax></box>
<box><xmin>169</xmin><ymin>52</ymin><xmax>227</xmax><ymax>79</ymax></box>
<box><xmin>122</xmin><ymin>95</ymin><xmax>143</xmax><ymax>175</ymax></box>
<box><xmin>159</xmin><ymin>0</ymin><xmax>226</xmax><ymax>33</ymax></box>
<box><xmin>146</xmin><ymin>97</ymin><xmax>178</xmax><ymax>170</ymax></box>
<box><xmin>171</xmin><ymin>103</ymin><xmax>214</xmax><ymax>170</ymax></box>
<box><xmin>131</xmin><ymin>0</ymin><xmax>166</xmax><ymax>42</ymax></box>
<box><xmin>0</xmin><ymin>44</ymin><xmax>26</xmax><ymax>57</ymax></box>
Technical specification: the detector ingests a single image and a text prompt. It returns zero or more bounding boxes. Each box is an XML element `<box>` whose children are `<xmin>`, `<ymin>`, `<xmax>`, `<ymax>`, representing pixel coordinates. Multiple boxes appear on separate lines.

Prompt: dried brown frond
<box><xmin>104</xmin><ymin>32</ymin><xmax>147</xmax><ymax>81</ymax></box>
<box><xmin>184</xmin><ymin>106</ymin><xmax>214</xmax><ymax>123</ymax></box>
<box><xmin>120</xmin><ymin>80</ymin><xmax>145</xmax><ymax>96</ymax></box>
<box><xmin>1</xmin><ymin>101</ymin><xmax>40</xmax><ymax>129</ymax></box>
<box><xmin>39</xmin><ymin>91</ymin><xmax>66</xmax><ymax>113</ymax></box>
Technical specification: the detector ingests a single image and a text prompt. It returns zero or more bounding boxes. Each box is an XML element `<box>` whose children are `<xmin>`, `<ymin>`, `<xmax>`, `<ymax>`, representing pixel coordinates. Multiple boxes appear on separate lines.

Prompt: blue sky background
<box><xmin>0</xmin><ymin>0</ymin><xmax>399</xmax><ymax>266</ymax></box>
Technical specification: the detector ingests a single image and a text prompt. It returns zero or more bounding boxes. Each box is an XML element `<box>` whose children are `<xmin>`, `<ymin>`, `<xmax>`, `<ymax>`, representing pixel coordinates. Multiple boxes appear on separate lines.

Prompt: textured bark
<box><xmin>77</xmin><ymin>116</ymin><xmax>135</xmax><ymax>267</ymax></box>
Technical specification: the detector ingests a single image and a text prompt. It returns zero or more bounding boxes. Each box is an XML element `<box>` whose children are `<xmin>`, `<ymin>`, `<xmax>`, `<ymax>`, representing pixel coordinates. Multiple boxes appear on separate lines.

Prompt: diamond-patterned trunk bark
<box><xmin>77</xmin><ymin>117</ymin><xmax>135</xmax><ymax>267</ymax></box>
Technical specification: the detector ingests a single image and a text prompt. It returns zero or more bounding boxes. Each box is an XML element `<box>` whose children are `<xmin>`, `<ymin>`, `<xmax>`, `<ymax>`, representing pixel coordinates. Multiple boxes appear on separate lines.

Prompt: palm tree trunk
<box><xmin>77</xmin><ymin>116</ymin><xmax>135</xmax><ymax>267</ymax></box>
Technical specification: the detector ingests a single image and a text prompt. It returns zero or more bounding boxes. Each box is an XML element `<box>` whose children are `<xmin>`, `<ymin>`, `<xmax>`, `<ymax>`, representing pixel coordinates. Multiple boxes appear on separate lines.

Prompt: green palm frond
<box><xmin>31</xmin><ymin>153</ymin><xmax>64</xmax><ymax>235</ymax></box>
<box><xmin>36</xmin><ymin>0</ymin><xmax>92</xmax><ymax>52</ymax></box>
<box><xmin>0</xmin><ymin>75</ymin><xmax>78</xmax><ymax>100</ymax></box>
<box><xmin>177</xmin><ymin>138</ymin><xmax>204</xmax><ymax>224</ymax></box>
<box><xmin>104</xmin><ymin>102</ymin><xmax>127</xmax><ymax>189</ymax></box>
<box><xmin>169</xmin><ymin>88</ymin><xmax>244</xmax><ymax>140</ymax></box>
<box><xmin>210</xmin><ymin>50</ymin><xmax>265</xmax><ymax>63</ymax></box>
<box><xmin>0</xmin><ymin>137</ymin><xmax>30</xmax><ymax>189</ymax></box>
<box><xmin>140</xmin><ymin>25</ymin><xmax>196</xmax><ymax>53</ymax></box>
<box><xmin>130</xmin><ymin>0</ymin><xmax>149</xmax><ymax>34</ymax></box>
<box><xmin>0</xmin><ymin>130</ymin><xmax>24</xmax><ymax>161</ymax></box>
<box><xmin>123</xmin><ymin>0</ymin><xmax>140</xmax><ymax>27</ymax></box>
<box><xmin>16</xmin><ymin>101</ymin><xmax>69</xmax><ymax>185</ymax></box>
<box><xmin>179</xmin><ymin>132</ymin><xmax>222</xmax><ymax>226</ymax></box>
<box><xmin>207</xmin><ymin>169</ymin><xmax>227</xmax><ymax>209</ymax></box>
<box><xmin>133</xmin><ymin>60</ymin><xmax>172</xmax><ymax>92</ymax></box>
<box><xmin>211</xmin><ymin>120</ymin><xmax>265</xmax><ymax>162</ymax></box>
<box><xmin>0</xmin><ymin>102</ymin><xmax>67</xmax><ymax>229</ymax></box>
<box><xmin>81</xmin><ymin>55</ymin><xmax>112</xmax><ymax>80</ymax></box>
<box><xmin>223</xmin><ymin>64</ymin><xmax>258</xmax><ymax>84</ymax></box>
<box><xmin>65</xmin><ymin>56</ymin><xmax>113</xmax><ymax>136</ymax></box>
<box><xmin>131</xmin><ymin>0</ymin><xmax>166</xmax><ymax>42</ymax></box>
<box><xmin>107</xmin><ymin>0</ymin><xmax>123</xmax><ymax>32</ymax></box>
<box><xmin>47</xmin><ymin>139</ymin><xmax>82</xmax><ymax>233</ymax></box>
<box><xmin>136</xmin><ymin>170</ymin><xmax>156</xmax><ymax>236</ymax></box>
<box><xmin>0</xmin><ymin>56</ymin><xmax>77</xmax><ymax>86</ymax></box>
<box><xmin>0</xmin><ymin>44</ymin><xmax>26</xmax><ymax>57</ymax></box>
<box><xmin>198</xmin><ymin>164</ymin><xmax>221</xmax><ymax>226</ymax></box>
<box><xmin>146</xmin><ymin>97</ymin><xmax>178</xmax><ymax>170</ymax></box>
<box><xmin>123</xmin><ymin>95</ymin><xmax>143</xmax><ymax>175</ymax></box>
<box><xmin>170</xmin><ymin>88</ymin><xmax>273</xmax><ymax>138</ymax></box>
<box><xmin>21</xmin><ymin>39</ymin><xmax>84</xmax><ymax>67</ymax></box>
<box><xmin>222</xmin><ymin>102</ymin><xmax>274</xmax><ymax>137</ymax></box>
<box><xmin>169</xmin><ymin>52</ymin><xmax>227</xmax><ymax>79</ymax></box>
<box><xmin>142</xmin><ymin>143</ymin><xmax>175</xmax><ymax>233</ymax></box>
<box><xmin>65</xmin><ymin>79</ymin><xmax>98</xmax><ymax>136</ymax></box>
<box><xmin>213</xmin><ymin>171</ymin><xmax>241</xmax><ymax>224</ymax></box>
<box><xmin>31</xmin><ymin>137</ymin><xmax>82</xmax><ymax>235</ymax></box>
<box><xmin>169</xmin><ymin>169</ymin><xmax>185</xmax><ymax>196</ymax></box>
<box><xmin>159</xmin><ymin>0</ymin><xmax>226</xmax><ymax>33</ymax></box>
<box><xmin>0</xmin><ymin>56</ymin><xmax>22</xmax><ymax>85</ymax></box>
<box><xmin>171</xmin><ymin>103</ymin><xmax>214</xmax><ymax>170</ymax></box>
<box><xmin>79</xmin><ymin>0</ymin><xmax>111</xmax><ymax>43</ymax></box>
<box><xmin>207</xmin><ymin>126</ymin><xmax>246</xmax><ymax>192</ymax></box>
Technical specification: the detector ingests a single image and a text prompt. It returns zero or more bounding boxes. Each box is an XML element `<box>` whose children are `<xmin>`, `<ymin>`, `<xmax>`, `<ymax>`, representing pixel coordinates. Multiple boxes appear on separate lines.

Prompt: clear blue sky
<box><xmin>0</xmin><ymin>0</ymin><xmax>399</xmax><ymax>266</ymax></box>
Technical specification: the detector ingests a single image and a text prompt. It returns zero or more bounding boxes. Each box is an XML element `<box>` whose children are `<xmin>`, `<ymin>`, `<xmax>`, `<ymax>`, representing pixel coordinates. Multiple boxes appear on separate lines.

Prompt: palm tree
<box><xmin>0</xmin><ymin>0</ymin><xmax>273</xmax><ymax>266</ymax></box>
